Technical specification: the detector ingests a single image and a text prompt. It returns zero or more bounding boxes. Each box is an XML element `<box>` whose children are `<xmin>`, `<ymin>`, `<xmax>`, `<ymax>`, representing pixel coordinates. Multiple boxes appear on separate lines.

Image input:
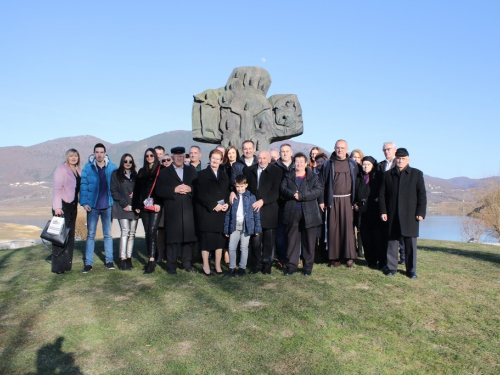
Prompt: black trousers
<box><xmin>250</xmin><ymin>228</ymin><xmax>276</xmax><ymax>269</ymax></box>
<box><xmin>51</xmin><ymin>201</ymin><xmax>77</xmax><ymax>273</ymax></box>
<box><xmin>387</xmin><ymin>236</ymin><xmax>417</xmax><ymax>273</ymax></box>
<box><xmin>359</xmin><ymin>216</ymin><xmax>383</xmax><ymax>266</ymax></box>
<box><xmin>166</xmin><ymin>242</ymin><xmax>194</xmax><ymax>271</ymax></box>
<box><xmin>286</xmin><ymin>210</ymin><xmax>316</xmax><ymax>273</ymax></box>
<box><xmin>140</xmin><ymin>209</ymin><xmax>162</xmax><ymax>259</ymax></box>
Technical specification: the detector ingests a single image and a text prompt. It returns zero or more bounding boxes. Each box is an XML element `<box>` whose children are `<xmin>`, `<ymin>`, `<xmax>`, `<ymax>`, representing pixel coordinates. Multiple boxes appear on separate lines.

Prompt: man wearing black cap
<box><xmin>379</xmin><ymin>148</ymin><xmax>426</xmax><ymax>279</ymax></box>
<box><xmin>155</xmin><ymin>146</ymin><xmax>198</xmax><ymax>274</ymax></box>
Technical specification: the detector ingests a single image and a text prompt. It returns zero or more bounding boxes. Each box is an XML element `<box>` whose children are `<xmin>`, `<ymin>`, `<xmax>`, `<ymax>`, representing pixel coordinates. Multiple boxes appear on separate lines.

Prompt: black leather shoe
<box><xmin>224</xmin><ymin>269</ymin><xmax>236</xmax><ymax>277</ymax></box>
<box><xmin>283</xmin><ymin>268</ymin><xmax>295</xmax><ymax>276</ymax></box>
<box><xmin>384</xmin><ymin>270</ymin><xmax>397</xmax><ymax>276</ymax></box>
<box><xmin>184</xmin><ymin>268</ymin><xmax>193</xmax><ymax>273</ymax></box>
<box><xmin>249</xmin><ymin>267</ymin><xmax>261</xmax><ymax>274</ymax></box>
<box><xmin>407</xmin><ymin>272</ymin><xmax>418</xmax><ymax>279</ymax></box>
<box><xmin>262</xmin><ymin>263</ymin><xmax>272</xmax><ymax>275</ymax></box>
<box><xmin>167</xmin><ymin>269</ymin><xmax>177</xmax><ymax>275</ymax></box>
<box><xmin>143</xmin><ymin>261</ymin><xmax>156</xmax><ymax>274</ymax></box>
<box><xmin>235</xmin><ymin>268</ymin><xmax>245</xmax><ymax>277</ymax></box>
<box><xmin>398</xmin><ymin>259</ymin><xmax>405</xmax><ymax>265</ymax></box>
<box><xmin>302</xmin><ymin>270</ymin><xmax>312</xmax><ymax>276</ymax></box>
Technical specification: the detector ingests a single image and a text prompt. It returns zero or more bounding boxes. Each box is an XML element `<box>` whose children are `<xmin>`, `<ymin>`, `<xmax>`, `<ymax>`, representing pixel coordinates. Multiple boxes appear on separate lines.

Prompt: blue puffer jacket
<box><xmin>79</xmin><ymin>154</ymin><xmax>117</xmax><ymax>208</ymax></box>
<box><xmin>223</xmin><ymin>190</ymin><xmax>262</xmax><ymax>235</ymax></box>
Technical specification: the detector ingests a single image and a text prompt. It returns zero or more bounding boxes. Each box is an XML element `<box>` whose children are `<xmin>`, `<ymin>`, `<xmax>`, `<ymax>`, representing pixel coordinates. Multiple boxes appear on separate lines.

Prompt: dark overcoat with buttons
<box><xmin>379</xmin><ymin>165</ymin><xmax>427</xmax><ymax>238</ymax></box>
<box><xmin>244</xmin><ymin>163</ymin><xmax>283</xmax><ymax>229</ymax></box>
<box><xmin>155</xmin><ymin>164</ymin><xmax>198</xmax><ymax>243</ymax></box>
<box><xmin>193</xmin><ymin>166</ymin><xmax>231</xmax><ymax>233</ymax></box>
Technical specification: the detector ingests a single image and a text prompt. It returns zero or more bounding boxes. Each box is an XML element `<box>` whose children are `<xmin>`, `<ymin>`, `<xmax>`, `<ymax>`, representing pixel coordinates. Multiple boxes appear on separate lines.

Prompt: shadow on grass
<box><xmin>77</xmin><ymin>238</ymin><xmax>148</xmax><ymax>268</ymax></box>
<box><xmin>26</xmin><ymin>336</ymin><xmax>83</xmax><ymax>375</ymax></box>
<box><xmin>0</xmin><ymin>248</ymin><xmax>74</xmax><ymax>374</ymax></box>
<box><xmin>422</xmin><ymin>245</ymin><xmax>500</xmax><ymax>266</ymax></box>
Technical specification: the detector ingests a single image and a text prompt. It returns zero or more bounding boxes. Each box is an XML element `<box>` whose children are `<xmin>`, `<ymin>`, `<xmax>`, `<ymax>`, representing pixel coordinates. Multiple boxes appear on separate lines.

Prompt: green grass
<box><xmin>0</xmin><ymin>239</ymin><xmax>499</xmax><ymax>374</ymax></box>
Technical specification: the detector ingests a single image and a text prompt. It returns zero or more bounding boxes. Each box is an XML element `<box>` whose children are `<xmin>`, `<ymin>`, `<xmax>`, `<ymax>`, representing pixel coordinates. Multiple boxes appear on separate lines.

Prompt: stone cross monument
<box><xmin>192</xmin><ymin>66</ymin><xmax>303</xmax><ymax>150</ymax></box>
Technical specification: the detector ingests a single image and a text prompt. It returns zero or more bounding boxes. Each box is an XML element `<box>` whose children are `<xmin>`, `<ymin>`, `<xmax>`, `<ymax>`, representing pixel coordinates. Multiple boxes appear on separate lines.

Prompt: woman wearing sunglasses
<box><xmin>161</xmin><ymin>154</ymin><xmax>172</xmax><ymax>167</ymax></box>
<box><xmin>111</xmin><ymin>153</ymin><xmax>139</xmax><ymax>270</ymax></box>
<box><xmin>156</xmin><ymin>153</ymin><xmax>172</xmax><ymax>263</ymax></box>
<box><xmin>132</xmin><ymin>148</ymin><xmax>163</xmax><ymax>273</ymax></box>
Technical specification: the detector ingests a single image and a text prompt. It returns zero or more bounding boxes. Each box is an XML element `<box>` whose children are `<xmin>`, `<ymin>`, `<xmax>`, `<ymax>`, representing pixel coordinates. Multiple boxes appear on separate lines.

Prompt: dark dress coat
<box><xmin>319</xmin><ymin>153</ymin><xmax>359</xmax><ymax>206</ymax></box>
<box><xmin>132</xmin><ymin>166</ymin><xmax>163</xmax><ymax>211</ymax></box>
<box><xmin>354</xmin><ymin>170</ymin><xmax>382</xmax><ymax>226</ymax></box>
<box><xmin>379</xmin><ymin>165</ymin><xmax>427</xmax><ymax>238</ymax></box>
<box><xmin>193</xmin><ymin>166</ymin><xmax>231</xmax><ymax>233</ymax></box>
<box><xmin>280</xmin><ymin>168</ymin><xmax>323</xmax><ymax>229</ymax></box>
<box><xmin>155</xmin><ymin>164</ymin><xmax>198</xmax><ymax>243</ymax></box>
<box><xmin>244</xmin><ymin>163</ymin><xmax>283</xmax><ymax>229</ymax></box>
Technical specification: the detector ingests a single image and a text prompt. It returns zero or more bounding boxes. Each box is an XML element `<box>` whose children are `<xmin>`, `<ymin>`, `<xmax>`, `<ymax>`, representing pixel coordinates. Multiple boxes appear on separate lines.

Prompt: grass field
<box><xmin>0</xmin><ymin>239</ymin><xmax>499</xmax><ymax>374</ymax></box>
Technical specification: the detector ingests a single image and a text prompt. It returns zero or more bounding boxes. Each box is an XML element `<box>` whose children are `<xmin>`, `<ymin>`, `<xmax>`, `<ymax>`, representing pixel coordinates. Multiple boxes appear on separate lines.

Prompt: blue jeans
<box><xmin>85</xmin><ymin>206</ymin><xmax>113</xmax><ymax>266</ymax></box>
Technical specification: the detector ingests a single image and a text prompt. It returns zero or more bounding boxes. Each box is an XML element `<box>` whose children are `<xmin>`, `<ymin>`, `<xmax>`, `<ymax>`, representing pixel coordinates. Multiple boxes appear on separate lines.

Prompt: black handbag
<box><xmin>40</xmin><ymin>220</ymin><xmax>71</xmax><ymax>248</ymax></box>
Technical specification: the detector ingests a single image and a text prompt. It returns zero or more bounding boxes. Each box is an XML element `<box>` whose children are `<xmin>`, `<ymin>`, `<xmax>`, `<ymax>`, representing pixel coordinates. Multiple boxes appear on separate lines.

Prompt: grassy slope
<box><xmin>0</xmin><ymin>239</ymin><xmax>499</xmax><ymax>374</ymax></box>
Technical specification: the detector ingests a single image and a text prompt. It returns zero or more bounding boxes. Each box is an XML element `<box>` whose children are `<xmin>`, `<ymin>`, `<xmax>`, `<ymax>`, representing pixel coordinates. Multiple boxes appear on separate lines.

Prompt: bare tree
<box><xmin>463</xmin><ymin>181</ymin><xmax>500</xmax><ymax>242</ymax></box>
<box><xmin>461</xmin><ymin>217</ymin><xmax>490</xmax><ymax>243</ymax></box>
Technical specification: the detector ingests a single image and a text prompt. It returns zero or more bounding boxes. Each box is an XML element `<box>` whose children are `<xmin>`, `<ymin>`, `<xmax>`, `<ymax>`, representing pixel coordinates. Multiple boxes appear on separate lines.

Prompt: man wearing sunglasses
<box><xmin>80</xmin><ymin>143</ymin><xmax>117</xmax><ymax>273</ymax></box>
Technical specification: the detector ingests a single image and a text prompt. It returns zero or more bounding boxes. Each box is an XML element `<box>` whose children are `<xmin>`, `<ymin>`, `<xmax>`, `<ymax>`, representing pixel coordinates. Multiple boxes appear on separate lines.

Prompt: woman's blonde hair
<box><xmin>65</xmin><ymin>148</ymin><xmax>81</xmax><ymax>168</ymax></box>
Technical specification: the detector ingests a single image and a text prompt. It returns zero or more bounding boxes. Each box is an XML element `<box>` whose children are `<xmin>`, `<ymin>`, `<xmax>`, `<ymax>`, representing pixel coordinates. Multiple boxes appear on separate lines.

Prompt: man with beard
<box><xmin>319</xmin><ymin>140</ymin><xmax>359</xmax><ymax>268</ymax></box>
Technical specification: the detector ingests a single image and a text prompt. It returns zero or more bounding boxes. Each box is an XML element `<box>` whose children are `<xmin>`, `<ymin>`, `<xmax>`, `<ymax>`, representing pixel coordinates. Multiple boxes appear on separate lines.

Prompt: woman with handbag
<box><xmin>132</xmin><ymin>148</ymin><xmax>163</xmax><ymax>274</ymax></box>
<box><xmin>111</xmin><ymin>153</ymin><xmax>139</xmax><ymax>271</ymax></box>
<box><xmin>51</xmin><ymin>149</ymin><xmax>81</xmax><ymax>274</ymax></box>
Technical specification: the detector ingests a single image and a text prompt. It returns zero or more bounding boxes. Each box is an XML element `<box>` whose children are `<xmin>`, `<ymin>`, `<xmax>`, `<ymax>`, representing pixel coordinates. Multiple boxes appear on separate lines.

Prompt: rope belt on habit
<box><xmin>332</xmin><ymin>194</ymin><xmax>351</xmax><ymax>197</ymax></box>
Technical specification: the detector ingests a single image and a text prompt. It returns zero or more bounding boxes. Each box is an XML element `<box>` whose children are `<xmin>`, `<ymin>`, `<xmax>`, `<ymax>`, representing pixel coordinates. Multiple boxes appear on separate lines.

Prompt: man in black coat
<box><xmin>379</xmin><ymin>148</ymin><xmax>427</xmax><ymax>278</ymax></box>
<box><xmin>243</xmin><ymin>150</ymin><xmax>283</xmax><ymax>274</ymax></box>
<box><xmin>231</xmin><ymin>140</ymin><xmax>258</xmax><ymax>185</ymax></box>
<box><xmin>274</xmin><ymin>143</ymin><xmax>295</xmax><ymax>266</ymax></box>
<box><xmin>155</xmin><ymin>146</ymin><xmax>198</xmax><ymax>274</ymax></box>
<box><xmin>378</xmin><ymin>141</ymin><xmax>406</xmax><ymax>266</ymax></box>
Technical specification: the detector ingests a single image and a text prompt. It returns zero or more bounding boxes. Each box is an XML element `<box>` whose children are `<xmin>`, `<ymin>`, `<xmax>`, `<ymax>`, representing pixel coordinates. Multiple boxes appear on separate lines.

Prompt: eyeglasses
<box><xmin>162</xmin><ymin>158</ymin><xmax>171</xmax><ymax>162</ymax></box>
<box><xmin>123</xmin><ymin>160</ymin><xmax>133</xmax><ymax>164</ymax></box>
<box><xmin>146</xmin><ymin>154</ymin><xmax>155</xmax><ymax>158</ymax></box>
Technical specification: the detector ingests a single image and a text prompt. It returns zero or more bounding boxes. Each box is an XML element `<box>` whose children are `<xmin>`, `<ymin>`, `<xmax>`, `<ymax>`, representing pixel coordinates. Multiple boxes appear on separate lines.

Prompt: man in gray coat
<box><xmin>379</xmin><ymin>148</ymin><xmax>427</xmax><ymax>278</ymax></box>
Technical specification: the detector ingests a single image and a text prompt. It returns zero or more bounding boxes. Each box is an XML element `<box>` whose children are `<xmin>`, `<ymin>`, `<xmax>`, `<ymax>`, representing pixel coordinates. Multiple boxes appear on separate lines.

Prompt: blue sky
<box><xmin>1</xmin><ymin>0</ymin><xmax>498</xmax><ymax>179</ymax></box>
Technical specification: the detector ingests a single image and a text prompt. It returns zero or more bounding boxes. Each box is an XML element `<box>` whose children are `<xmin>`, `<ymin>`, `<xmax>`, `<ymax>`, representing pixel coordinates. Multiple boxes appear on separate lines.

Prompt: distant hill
<box><xmin>0</xmin><ymin>132</ymin><xmax>498</xmax><ymax>216</ymax></box>
<box><xmin>0</xmin><ymin>131</ymin><xmax>329</xmax><ymax>186</ymax></box>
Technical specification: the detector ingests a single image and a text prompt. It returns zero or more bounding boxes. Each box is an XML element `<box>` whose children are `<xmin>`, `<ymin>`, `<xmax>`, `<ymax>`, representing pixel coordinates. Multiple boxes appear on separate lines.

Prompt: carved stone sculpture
<box><xmin>192</xmin><ymin>67</ymin><xmax>303</xmax><ymax>150</ymax></box>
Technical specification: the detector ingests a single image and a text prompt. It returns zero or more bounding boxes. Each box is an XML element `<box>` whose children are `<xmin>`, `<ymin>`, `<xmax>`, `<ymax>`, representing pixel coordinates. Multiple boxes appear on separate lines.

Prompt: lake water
<box><xmin>419</xmin><ymin>215</ymin><xmax>498</xmax><ymax>243</ymax></box>
<box><xmin>0</xmin><ymin>214</ymin><xmax>497</xmax><ymax>243</ymax></box>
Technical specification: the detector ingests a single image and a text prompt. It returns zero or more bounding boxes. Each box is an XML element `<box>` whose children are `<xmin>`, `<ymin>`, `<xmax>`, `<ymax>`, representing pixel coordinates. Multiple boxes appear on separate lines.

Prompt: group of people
<box><xmin>50</xmin><ymin>139</ymin><xmax>426</xmax><ymax>279</ymax></box>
